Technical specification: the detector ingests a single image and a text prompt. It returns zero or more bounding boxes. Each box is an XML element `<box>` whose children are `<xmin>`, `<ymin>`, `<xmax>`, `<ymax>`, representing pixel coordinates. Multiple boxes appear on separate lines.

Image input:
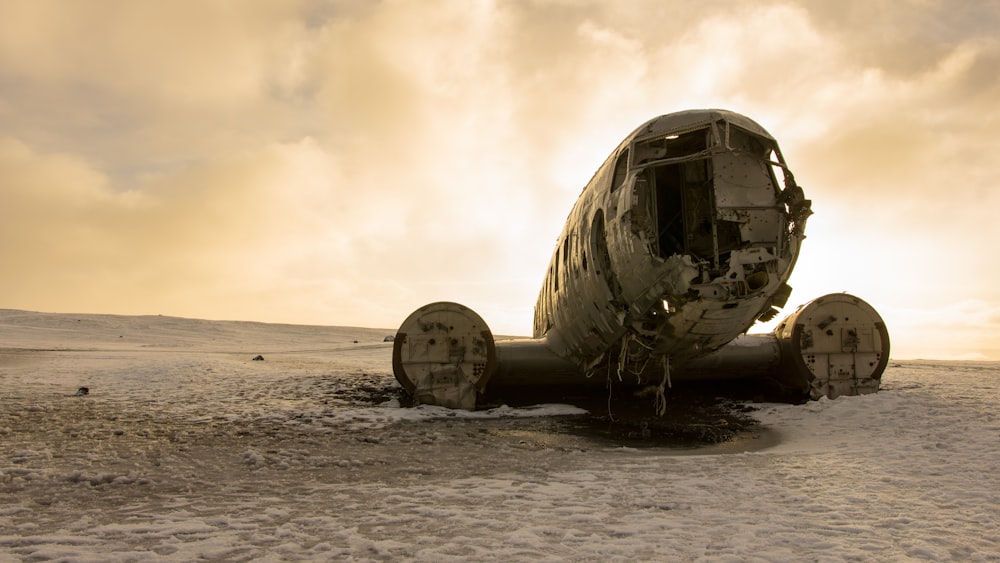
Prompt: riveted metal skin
<box><xmin>773</xmin><ymin>293</ymin><xmax>890</xmax><ymax>399</ymax></box>
<box><xmin>392</xmin><ymin>302</ymin><xmax>496</xmax><ymax>409</ymax></box>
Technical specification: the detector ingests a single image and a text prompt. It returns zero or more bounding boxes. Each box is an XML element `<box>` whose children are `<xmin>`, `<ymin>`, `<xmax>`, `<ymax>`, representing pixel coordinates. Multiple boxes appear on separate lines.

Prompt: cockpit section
<box><xmin>629</xmin><ymin>120</ymin><xmax>802</xmax><ymax>286</ymax></box>
<box><xmin>534</xmin><ymin>111</ymin><xmax>812</xmax><ymax>375</ymax></box>
<box><xmin>607</xmin><ymin>117</ymin><xmax>811</xmax><ymax>366</ymax></box>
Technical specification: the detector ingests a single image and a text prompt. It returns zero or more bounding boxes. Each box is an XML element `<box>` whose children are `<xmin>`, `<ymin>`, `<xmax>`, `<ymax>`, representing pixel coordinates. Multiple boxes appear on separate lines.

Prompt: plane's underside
<box><xmin>392</xmin><ymin>109</ymin><xmax>889</xmax><ymax>410</ymax></box>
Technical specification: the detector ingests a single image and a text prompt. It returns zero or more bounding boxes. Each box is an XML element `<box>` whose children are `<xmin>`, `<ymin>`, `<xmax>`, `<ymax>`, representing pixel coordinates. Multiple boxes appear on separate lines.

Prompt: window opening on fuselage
<box><xmin>634</xmin><ymin>127</ymin><xmax>709</xmax><ymax>166</ymax></box>
<box><xmin>727</xmin><ymin>125</ymin><xmax>769</xmax><ymax>156</ymax></box>
<box><xmin>767</xmin><ymin>148</ymin><xmax>788</xmax><ymax>191</ymax></box>
<box><xmin>611</xmin><ymin>149</ymin><xmax>629</xmax><ymax>191</ymax></box>
<box><xmin>728</xmin><ymin>125</ymin><xmax>785</xmax><ymax>197</ymax></box>
<box><xmin>590</xmin><ymin>209</ymin><xmax>621</xmax><ymax>299</ymax></box>
<box><xmin>554</xmin><ymin>247</ymin><xmax>560</xmax><ymax>291</ymax></box>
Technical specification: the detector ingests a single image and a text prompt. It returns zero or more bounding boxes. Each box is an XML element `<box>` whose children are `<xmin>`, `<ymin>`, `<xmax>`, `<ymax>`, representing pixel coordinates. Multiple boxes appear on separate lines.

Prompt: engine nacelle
<box><xmin>392</xmin><ymin>302</ymin><xmax>496</xmax><ymax>409</ymax></box>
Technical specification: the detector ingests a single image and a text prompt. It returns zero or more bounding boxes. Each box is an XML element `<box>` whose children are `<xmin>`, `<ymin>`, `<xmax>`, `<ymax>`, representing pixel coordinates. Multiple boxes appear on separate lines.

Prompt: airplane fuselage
<box><xmin>533</xmin><ymin>109</ymin><xmax>810</xmax><ymax>377</ymax></box>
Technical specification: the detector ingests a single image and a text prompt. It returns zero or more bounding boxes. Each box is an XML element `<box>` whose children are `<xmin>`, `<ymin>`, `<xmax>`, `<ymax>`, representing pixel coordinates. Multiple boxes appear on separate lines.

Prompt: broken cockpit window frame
<box><xmin>726</xmin><ymin>125</ymin><xmax>811</xmax><ymax>235</ymax></box>
<box><xmin>633</xmin><ymin>125</ymin><xmax>714</xmax><ymax>167</ymax></box>
<box><xmin>723</xmin><ymin>123</ymin><xmax>795</xmax><ymax>197</ymax></box>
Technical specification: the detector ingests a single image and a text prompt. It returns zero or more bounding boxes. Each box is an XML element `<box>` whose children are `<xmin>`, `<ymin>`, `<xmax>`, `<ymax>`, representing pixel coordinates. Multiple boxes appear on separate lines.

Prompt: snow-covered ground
<box><xmin>2</xmin><ymin>309</ymin><xmax>998</xmax><ymax>561</ymax></box>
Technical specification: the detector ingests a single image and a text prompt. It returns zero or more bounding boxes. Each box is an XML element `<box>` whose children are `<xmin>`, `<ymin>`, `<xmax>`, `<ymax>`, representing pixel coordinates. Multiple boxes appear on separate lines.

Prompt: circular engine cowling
<box><xmin>774</xmin><ymin>293</ymin><xmax>890</xmax><ymax>399</ymax></box>
<box><xmin>392</xmin><ymin>302</ymin><xmax>496</xmax><ymax>409</ymax></box>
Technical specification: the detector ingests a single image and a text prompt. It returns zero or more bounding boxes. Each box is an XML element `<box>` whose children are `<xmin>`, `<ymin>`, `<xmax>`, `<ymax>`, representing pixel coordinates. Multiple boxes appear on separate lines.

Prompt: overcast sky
<box><xmin>2</xmin><ymin>0</ymin><xmax>998</xmax><ymax>359</ymax></box>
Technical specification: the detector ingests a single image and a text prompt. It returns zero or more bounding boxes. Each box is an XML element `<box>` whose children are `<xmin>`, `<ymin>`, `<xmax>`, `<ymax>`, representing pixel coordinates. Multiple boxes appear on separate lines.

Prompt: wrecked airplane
<box><xmin>392</xmin><ymin>109</ymin><xmax>889</xmax><ymax>410</ymax></box>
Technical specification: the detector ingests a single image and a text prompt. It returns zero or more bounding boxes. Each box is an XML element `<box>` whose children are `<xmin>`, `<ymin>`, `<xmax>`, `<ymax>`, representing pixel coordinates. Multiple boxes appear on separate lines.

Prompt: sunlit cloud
<box><xmin>1</xmin><ymin>0</ymin><xmax>998</xmax><ymax>358</ymax></box>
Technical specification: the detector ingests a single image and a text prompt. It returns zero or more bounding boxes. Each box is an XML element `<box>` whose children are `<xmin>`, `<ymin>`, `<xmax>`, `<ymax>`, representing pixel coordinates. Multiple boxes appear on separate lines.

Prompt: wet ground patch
<box><xmin>516</xmin><ymin>387</ymin><xmax>763</xmax><ymax>448</ymax></box>
<box><xmin>378</xmin><ymin>379</ymin><xmax>772</xmax><ymax>449</ymax></box>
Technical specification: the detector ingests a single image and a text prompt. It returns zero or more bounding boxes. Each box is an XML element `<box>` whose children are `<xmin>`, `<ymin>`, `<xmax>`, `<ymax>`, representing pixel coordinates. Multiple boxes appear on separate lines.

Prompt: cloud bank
<box><xmin>1</xmin><ymin>0</ymin><xmax>998</xmax><ymax>358</ymax></box>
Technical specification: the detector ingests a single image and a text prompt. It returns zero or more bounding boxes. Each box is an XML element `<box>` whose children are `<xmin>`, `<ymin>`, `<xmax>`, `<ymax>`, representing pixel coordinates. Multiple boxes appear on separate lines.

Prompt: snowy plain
<box><xmin>1</xmin><ymin>309</ymin><xmax>998</xmax><ymax>562</ymax></box>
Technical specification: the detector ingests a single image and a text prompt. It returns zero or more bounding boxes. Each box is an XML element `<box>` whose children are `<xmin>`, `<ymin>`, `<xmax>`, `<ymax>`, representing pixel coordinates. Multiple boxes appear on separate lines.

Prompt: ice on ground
<box><xmin>2</xmin><ymin>309</ymin><xmax>999</xmax><ymax>561</ymax></box>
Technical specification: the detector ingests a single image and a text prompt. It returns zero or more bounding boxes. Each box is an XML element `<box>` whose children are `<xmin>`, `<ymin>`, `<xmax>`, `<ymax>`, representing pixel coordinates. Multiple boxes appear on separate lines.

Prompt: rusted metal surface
<box><xmin>532</xmin><ymin>109</ymin><xmax>809</xmax><ymax>379</ymax></box>
<box><xmin>773</xmin><ymin>293</ymin><xmax>889</xmax><ymax>399</ymax></box>
<box><xmin>392</xmin><ymin>109</ymin><xmax>889</xmax><ymax>409</ymax></box>
<box><xmin>392</xmin><ymin>302</ymin><xmax>495</xmax><ymax>409</ymax></box>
